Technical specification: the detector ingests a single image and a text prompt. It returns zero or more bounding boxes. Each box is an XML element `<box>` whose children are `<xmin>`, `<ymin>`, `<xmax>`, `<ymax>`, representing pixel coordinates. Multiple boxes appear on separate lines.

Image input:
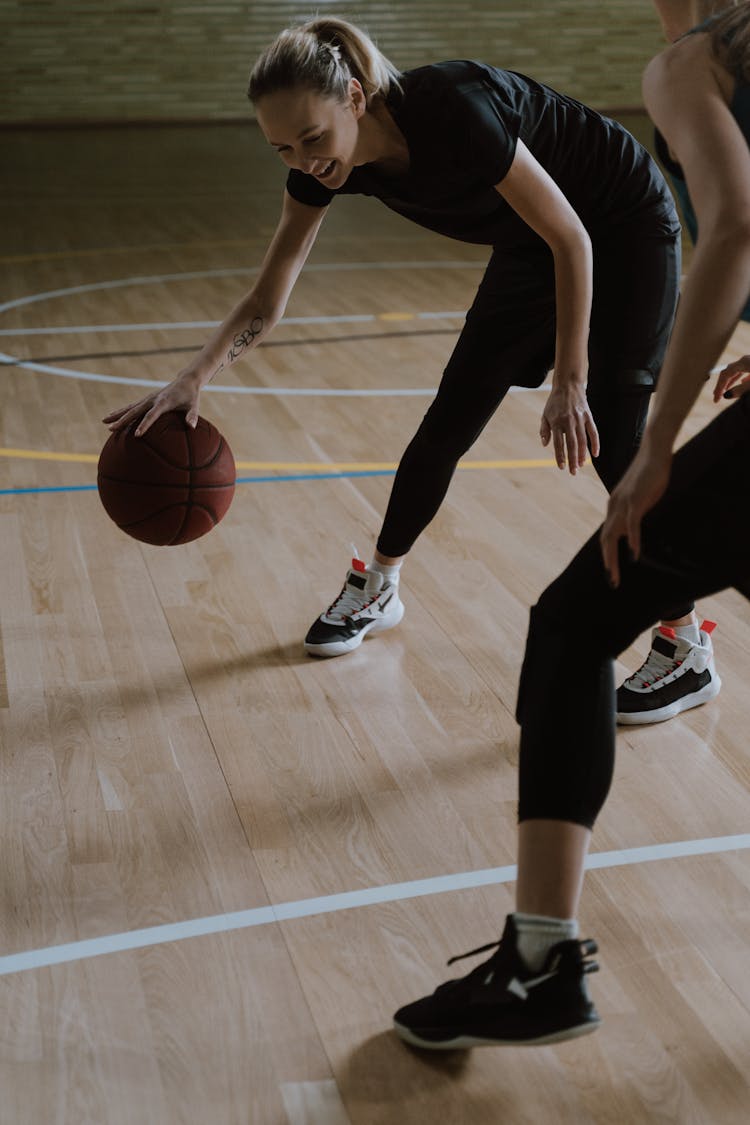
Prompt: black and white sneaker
<box><xmin>393</xmin><ymin>915</ymin><xmax>601</xmax><ymax>1050</ymax></box>
<box><xmin>304</xmin><ymin>558</ymin><xmax>404</xmax><ymax>657</ymax></box>
<box><xmin>616</xmin><ymin>621</ymin><xmax>721</xmax><ymax>725</ymax></box>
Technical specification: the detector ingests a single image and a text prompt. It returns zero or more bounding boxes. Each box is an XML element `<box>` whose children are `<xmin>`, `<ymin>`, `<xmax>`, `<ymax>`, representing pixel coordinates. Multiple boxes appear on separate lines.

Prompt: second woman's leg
<box><xmin>585</xmin><ymin>228</ymin><xmax>717</xmax><ymax>721</ymax></box>
<box><xmin>394</xmin><ymin>397</ymin><xmax>750</xmax><ymax>1048</ymax></box>
<box><xmin>517</xmin><ymin>395</ymin><xmax>750</xmax><ymax>914</ymax></box>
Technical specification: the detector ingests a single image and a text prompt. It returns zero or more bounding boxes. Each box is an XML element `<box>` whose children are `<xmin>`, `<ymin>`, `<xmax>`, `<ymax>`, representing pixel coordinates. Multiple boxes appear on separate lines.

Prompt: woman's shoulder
<box><xmin>400</xmin><ymin>59</ymin><xmax>509</xmax><ymax>95</ymax></box>
<box><xmin>644</xmin><ymin>32</ymin><xmax>732</xmax><ymax>104</ymax></box>
<box><xmin>396</xmin><ymin>61</ymin><xmax>521</xmax><ymax>126</ymax></box>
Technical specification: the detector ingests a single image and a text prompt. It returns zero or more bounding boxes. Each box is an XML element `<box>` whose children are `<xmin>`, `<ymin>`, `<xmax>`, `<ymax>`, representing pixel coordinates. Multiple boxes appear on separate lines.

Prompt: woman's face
<box><xmin>256</xmin><ymin>82</ymin><xmax>366</xmax><ymax>190</ymax></box>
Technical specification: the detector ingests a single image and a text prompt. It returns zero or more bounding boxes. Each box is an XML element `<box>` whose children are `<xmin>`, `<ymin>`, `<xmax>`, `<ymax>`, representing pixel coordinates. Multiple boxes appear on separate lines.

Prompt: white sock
<box><xmin>514</xmin><ymin>912</ymin><xmax>579</xmax><ymax>972</ymax></box>
<box><xmin>369</xmin><ymin>558</ymin><xmax>402</xmax><ymax>583</ymax></box>
<box><xmin>672</xmin><ymin>622</ymin><xmax>701</xmax><ymax>645</ymax></box>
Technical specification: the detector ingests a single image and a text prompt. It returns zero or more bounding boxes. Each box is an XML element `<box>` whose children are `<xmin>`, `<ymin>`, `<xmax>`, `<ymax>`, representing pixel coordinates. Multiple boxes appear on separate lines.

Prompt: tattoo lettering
<box><xmin>224</xmin><ymin>316</ymin><xmax>264</xmax><ymax>368</ymax></box>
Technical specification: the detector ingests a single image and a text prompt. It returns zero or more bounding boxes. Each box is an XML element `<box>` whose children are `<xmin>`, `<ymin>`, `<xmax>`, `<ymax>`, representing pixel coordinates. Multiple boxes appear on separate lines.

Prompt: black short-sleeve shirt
<box><xmin>286</xmin><ymin>60</ymin><xmax>678</xmax><ymax>246</ymax></box>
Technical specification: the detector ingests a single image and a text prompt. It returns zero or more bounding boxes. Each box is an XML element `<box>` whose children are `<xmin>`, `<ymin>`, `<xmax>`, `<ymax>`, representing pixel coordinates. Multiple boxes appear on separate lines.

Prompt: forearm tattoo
<box><xmin>216</xmin><ymin>315</ymin><xmax>264</xmax><ymax>374</ymax></box>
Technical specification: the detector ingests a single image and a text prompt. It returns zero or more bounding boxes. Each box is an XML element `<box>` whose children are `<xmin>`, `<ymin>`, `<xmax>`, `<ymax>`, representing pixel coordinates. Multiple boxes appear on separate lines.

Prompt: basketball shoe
<box><xmin>304</xmin><ymin>558</ymin><xmax>404</xmax><ymax>657</ymax></box>
<box><xmin>616</xmin><ymin>621</ymin><xmax>721</xmax><ymax>725</ymax></box>
<box><xmin>393</xmin><ymin>915</ymin><xmax>601</xmax><ymax>1049</ymax></box>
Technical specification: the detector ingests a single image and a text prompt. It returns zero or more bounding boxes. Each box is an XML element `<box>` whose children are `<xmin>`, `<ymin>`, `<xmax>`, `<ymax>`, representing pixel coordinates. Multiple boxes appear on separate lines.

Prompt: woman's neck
<box><xmin>357</xmin><ymin>98</ymin><xmax>410</xmax><ymax>173</ymax></box>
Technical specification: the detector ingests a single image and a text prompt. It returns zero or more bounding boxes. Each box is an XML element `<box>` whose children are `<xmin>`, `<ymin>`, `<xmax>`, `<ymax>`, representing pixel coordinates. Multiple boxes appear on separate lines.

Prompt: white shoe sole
<box><xmin>392</xmin><ymin>1017</ymin><xmax>601</xmax><ymax>1050</ymax></box>
<box><xmin>305</xmin><ymin>599</ymin><xmax>404</xmax><ymax>658</ymax></box>
<box><xmin>616</xmin><ymin>673</ymin><xmax>722</xmax><ymax>726</ymax></box>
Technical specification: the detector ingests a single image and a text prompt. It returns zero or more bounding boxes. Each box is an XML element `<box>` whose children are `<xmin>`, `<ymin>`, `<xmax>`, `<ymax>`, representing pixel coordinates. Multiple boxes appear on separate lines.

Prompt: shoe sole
<box><xmin>616</xmin><ymin>673</ymin><xmax>721</xmax><ymax>726</ymax></box>
<box><xmin>304</xmin><ymin>600</ymin><xmax>405</xmax><ymax>658</ymax></box>
<box><xmin>392</xmin><ymin>1017</ymin><xmax>601</xmax><ymax>1050</ymax></box>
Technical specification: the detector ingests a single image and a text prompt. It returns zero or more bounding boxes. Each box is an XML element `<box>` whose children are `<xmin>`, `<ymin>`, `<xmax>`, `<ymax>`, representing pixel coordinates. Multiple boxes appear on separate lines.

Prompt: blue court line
<box><xmin>0</xmin><ymin>469</ymin><xmax>399</xmax><ymax>497</ymax></box>
<box><xmin>0</xmin><ymin>483</ymin><xmax>98</xmax><ymax>495</ymax></box>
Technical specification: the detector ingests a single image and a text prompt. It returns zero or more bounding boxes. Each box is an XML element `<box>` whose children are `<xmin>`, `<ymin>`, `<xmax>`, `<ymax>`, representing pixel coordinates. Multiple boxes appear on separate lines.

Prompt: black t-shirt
<box><xmin>286</xmin><ymin>60</ymin><xmax>678</xmax><ymax>247</ymax></box>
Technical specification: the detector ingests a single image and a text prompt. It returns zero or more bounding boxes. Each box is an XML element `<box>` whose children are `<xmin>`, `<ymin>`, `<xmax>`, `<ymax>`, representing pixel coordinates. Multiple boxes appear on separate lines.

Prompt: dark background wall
<box><xmin>2</xmin><ymin>1</ymin><xmax>664</xmax><ymax>124</ymax></box>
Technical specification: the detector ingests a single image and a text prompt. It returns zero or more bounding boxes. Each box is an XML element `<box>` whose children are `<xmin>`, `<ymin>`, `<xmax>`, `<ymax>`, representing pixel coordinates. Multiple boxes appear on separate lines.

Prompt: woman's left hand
<box><xmin>540</xmin><ymin>383</ymin><xmax>600</xmax><ymax>474</ymax></box>
<box><xmin>599</xmin><ymin>443</ymin><xmax>673</xmax><ymax>587</ymax></box>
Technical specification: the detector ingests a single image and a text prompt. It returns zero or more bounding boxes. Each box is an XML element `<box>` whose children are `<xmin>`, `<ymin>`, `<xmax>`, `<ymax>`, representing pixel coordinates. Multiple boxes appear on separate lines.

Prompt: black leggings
<box><xmin>516</xmin><ymin>396</ymin><xmax>750</xmax><ymax>829</ymax></box>
<box><xmin>377</xmin><ymin>226</ymin><xmax>681</xmax><ymax>555</ymax></box>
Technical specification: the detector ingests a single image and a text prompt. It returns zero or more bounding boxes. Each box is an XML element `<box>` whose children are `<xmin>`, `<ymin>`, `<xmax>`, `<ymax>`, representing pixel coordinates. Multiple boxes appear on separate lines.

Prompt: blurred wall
<box><xmin>1</xmin><ymin>1</ymin><xmax>664</xmax><ymax>125</ymax></box>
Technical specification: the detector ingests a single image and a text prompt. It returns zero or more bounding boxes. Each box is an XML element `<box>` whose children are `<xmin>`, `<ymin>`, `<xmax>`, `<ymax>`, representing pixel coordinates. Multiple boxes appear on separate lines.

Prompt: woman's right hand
<box><xmin>599</xmin><ymin>440</ymin><xmax>672</xmax><ymax>587</ymax></box>
<box><xmin>713</xmin><ymin>355</ymin><xmax>750</xmax><ymax>403</ymax></box>
<box><xmin>102</xmin><ymin>369</ymin><xmax>203</xmax><ymax>436</ymax></box>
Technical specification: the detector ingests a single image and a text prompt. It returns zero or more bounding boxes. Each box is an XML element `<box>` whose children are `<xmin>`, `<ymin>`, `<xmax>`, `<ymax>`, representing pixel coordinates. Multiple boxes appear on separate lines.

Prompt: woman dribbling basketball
<box><xmin>104</xmin><ymin>16</ymin><xmax>707</xmax><ymax>720</ymax></box>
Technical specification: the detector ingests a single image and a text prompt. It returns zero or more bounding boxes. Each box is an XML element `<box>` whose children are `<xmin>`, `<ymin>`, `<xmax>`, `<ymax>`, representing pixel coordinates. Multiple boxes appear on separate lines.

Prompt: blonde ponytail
<box><xmin>248</xmin><ymin>16</ymin><xmax>401</xmax><ymax>105</ymax></box>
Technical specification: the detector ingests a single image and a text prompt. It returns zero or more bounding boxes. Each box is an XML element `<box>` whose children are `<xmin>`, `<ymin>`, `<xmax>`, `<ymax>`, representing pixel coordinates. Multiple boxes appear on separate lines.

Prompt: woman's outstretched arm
<box><xmin>103</xmin><ymin>190</ymin><xmax>328</xmax><ymax>435</ymax></box>
<box><xmin>601</xmin><ymin>41</ymin><xmax>750</xmax><ymax>582</ymax></box>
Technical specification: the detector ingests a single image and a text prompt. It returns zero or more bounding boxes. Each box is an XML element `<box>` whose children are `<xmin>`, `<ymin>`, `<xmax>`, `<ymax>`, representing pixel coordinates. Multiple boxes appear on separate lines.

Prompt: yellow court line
<box><xmin>0</xmin><ymin>447</ymin><xmax>558</xmax><ymax>471</ymax></box>
<box><xmin>0</xmin><ymin>447</ymin><xmax>99</xmax><ymax>463</ymax></box>
<box><xmin>237</xmin><ymin>459</ymin><xmax>559</xmax><ymax>470</ymax></box>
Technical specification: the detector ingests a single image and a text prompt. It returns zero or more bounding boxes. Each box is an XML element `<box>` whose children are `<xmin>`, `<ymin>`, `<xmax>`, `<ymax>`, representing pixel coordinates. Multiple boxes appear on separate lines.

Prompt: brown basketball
<box><xmin>97</xmin><ymin>412</ymin><xmax>236</xmax><ymax>545</ymax></box>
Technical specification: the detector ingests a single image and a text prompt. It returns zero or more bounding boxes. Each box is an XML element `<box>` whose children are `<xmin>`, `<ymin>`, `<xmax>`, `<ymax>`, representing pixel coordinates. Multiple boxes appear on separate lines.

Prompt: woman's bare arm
<box><xmin>642</xmin><ymin>45</ymin><xmax>750</xmax><ymax>449</ymax></box>
<box><xmin>104</xmin><ymin>190</ymin><xmax>328</xmax><ymax>434</ymax></box>
<box><xmin>495</xmin><ymin>139</ymin><xmax>598</xmax><ymax>473</ymax></box>
<box><xmin>600</xmin><ymin>41</ymin><xmax>750</xmax><ymax>582</ymax></box>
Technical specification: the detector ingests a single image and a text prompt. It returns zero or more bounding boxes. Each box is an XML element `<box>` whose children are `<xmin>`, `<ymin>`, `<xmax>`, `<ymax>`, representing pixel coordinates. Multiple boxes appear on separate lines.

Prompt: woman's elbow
<box><xmin>708</xmin><ymin>211</ymin><xmax>750</xmax><ymax>253</ymax></box>
<box><xmin>550</xmin><ymin>219</ymin><xmax>592</xmax><ymax>263</ymax></box>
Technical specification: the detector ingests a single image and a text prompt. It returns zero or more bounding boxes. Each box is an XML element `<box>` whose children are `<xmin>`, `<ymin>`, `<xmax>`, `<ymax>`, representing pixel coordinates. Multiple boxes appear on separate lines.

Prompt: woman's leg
<box><xmin>376</xmin><ymin>247</ymin><xmax>556</xmax><ymax>557</ymax></box>
<box><xmin>516</xmin><ymin>820</ymin><xmax>591</xmax><ymax>917</ymax></box>
<box><xmin>516</xmin><ymin>396</ymin><xmax>750</xmax><ymax>916</ymax></box>
<box><xmin>305</xmin><ymin>247</ymin><xmax>557</xmax><ymax>655</ymax></box>
<box><xmin>394</xmin><ymin>399</ymin><xmax>750</xmax><ymax>1048</ymax></box>
<box><xmin>585</xmin><ymin>227</ymin><xmax>716</xmax><ymax>717</ymax></box>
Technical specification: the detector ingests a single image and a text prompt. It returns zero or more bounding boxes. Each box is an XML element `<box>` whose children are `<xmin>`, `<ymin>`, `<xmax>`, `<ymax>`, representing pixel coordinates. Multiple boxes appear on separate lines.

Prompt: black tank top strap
<box><xmin>653</xmin><ymin>126</ymin><xmax>683</xmax><ymax>177</ymax></box>
<box><xmin>677</xmin><ymin>9</ymin><xmax>746</xmax><ymax>79</ymax></box>
<box><xmin>674</xmin><ymin>14</ymin><xmax>718</xmax><ymax>41</ymax></box>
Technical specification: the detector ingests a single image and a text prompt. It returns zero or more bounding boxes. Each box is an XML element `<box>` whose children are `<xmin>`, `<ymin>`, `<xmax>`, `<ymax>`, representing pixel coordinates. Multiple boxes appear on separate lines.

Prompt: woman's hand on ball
<box><xmin>102</xmin><ymin>371</ymin><xmax>203</xmax><ymax>436</ymax></box>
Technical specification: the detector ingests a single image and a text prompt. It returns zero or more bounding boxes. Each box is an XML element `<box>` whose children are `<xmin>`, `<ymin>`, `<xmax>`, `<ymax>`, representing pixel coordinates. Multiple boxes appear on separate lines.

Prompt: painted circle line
<box><xmin>0</xmin><ymin>261</ymin><xmax>553</xmax><ymax>397</ymax></box>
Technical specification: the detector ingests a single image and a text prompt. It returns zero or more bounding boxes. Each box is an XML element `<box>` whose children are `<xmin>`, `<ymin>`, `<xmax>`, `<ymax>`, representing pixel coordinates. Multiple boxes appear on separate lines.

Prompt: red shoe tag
<box><xmin>658</xmin><ymin>626</ymin><xmax>677</xmax><ymax>639</ymax></box>
<box><xmin>352</xmin><ymin>558</ymin><xmax>366</xmax><ymax>572</ymax></box>
<box><xmin>700</xmin><ymin>619</ymin><xmax>717</xmax><ymax>634</ymax></box>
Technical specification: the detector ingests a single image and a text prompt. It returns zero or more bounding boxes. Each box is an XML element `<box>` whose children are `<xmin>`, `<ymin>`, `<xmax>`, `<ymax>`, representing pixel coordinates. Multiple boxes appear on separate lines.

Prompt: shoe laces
<box><xmin>447</xmin><ymin>940</ymin><xmax>501</xmax><ymax>966</ymax></box>
<box><xmin>624</xmin><ymin>645</ymin><xmax>682</xmax><ymax>690</ymax></box>
<box><xmin>446</xmin><ymin>936</ymin><xmax>599</xmax><ymax>974</ymax></box>
<box><xmin>326</xmin><ymin>576</ymin><xmax>380</xmax><ymax>622</ymax></box>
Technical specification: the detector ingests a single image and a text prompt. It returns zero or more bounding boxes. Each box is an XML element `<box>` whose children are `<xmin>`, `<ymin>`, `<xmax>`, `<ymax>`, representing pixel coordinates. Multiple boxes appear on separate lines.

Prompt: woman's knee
<box><xmin>588</xmin><ymin>373</ymin><xmax>654</xmax><ymax>492</ymax></box>
<box><xmin>409</xmin><ymin>408</ymin><xmax>478</xmax><ymax>463</ymax></box>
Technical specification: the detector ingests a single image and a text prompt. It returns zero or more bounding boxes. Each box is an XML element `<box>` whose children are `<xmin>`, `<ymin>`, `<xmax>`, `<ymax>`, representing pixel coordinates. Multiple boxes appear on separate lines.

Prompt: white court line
<box><xmin>0</xmin><ymin>262</ymin><xmax>484</xmax><ymax>316</ymax></box>
<box><xmin>1</xmin><ymin>834</ymin><xmax>747</xmax><ymax>978</ymax></box>
<box><xmin>0</xmin><ymin>311</ymin><xmax>467</xmax><ymax>337</ymax></box>
<box><xmin>0</xmin><ymin>351</ymin><xmax>550</xmax><ymax>395</ymax></box>
<box><xmin>0</xmin><ymin>263</ymin><xmax>477</xmax><ymax>392</ymax></box>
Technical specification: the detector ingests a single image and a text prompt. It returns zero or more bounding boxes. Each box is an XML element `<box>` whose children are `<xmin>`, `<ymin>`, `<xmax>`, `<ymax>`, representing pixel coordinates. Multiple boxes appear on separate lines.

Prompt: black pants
<box><xmin>376</xmin><ymin>225</ymin><xmax>685</xmax><ymax>612</ymax></box>
<box><xmin>516</xmin><ymin>396</ymin><xmax>750</xmax><ymax>830</ymax></box>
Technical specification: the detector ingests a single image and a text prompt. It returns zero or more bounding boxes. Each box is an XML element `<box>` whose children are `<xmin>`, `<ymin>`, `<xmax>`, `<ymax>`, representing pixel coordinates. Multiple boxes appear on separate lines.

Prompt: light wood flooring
<box><xmin>1</xmin><ymin>118</ymin><xmax>749</xmax><ymax>1124</ymax></box>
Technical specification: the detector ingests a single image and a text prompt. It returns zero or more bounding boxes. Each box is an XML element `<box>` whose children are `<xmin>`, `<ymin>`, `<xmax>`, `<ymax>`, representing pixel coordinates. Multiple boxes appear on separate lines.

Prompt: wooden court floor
<box><xmin>1</xmin><ymin>121</ymin><xmax>749</xmax><ymax>1124</ymax></box>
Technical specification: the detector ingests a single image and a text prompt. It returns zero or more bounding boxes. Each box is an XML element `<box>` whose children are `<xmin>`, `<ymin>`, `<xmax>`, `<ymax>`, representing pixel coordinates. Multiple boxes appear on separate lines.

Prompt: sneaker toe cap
<box><xmin>304</xmin><ymin>618</ymin><xmax>355</xmax><ymax>645</ymax></box>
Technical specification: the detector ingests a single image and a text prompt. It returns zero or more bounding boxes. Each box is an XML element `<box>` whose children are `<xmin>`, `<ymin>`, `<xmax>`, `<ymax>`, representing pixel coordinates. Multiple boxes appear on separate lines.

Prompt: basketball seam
<box><xmin>135</xmin><ymin>425</ymin><xmax>224</xmax><ymax>472</ymax></box>
<box><xmin>97</xmin><ymin>475</ymin><xmax>233</xmax><ymax>490</ymax></box>
<box><xmin>172</xmin><ymin>501</ymin><xmax>192</xmax><ymax>544</ymax></box>
<box><xmin>119</xmin><ymin>501</ymin><xmax>218</xmax><ymax>540</ymax></box>
<box><xmin>119</xmin><ymin>501</ymin><xmax>218</xmax><ymax>528</ymax></box>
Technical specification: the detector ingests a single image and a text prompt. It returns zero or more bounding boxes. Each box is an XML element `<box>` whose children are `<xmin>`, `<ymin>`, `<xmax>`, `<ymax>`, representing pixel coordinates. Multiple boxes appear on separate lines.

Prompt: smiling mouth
<box><xmin>316</xmin><ymin>160</ymin><xmax>336</xmax><ymax>180</ymax></box>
